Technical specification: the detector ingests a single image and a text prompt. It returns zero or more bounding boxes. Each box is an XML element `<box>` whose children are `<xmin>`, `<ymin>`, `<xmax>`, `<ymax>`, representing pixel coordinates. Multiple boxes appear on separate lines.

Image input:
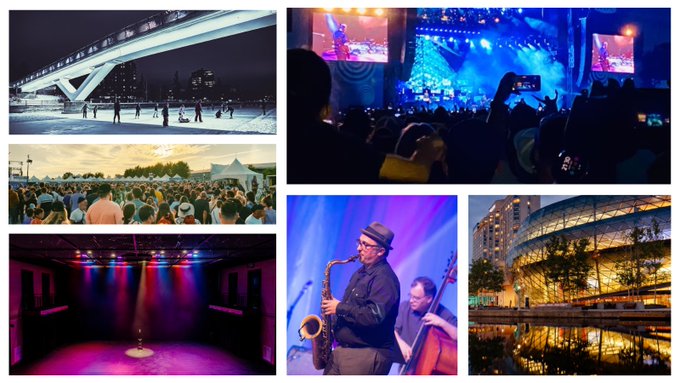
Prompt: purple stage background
<box><xmin>287</xmin><ymin>195</ymin><xmax>457</xmax><ymax>356</ymax></box>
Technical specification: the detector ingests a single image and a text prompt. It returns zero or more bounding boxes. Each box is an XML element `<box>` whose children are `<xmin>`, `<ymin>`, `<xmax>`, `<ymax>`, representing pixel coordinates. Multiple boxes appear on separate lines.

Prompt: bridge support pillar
<box><xmin>55</xmin><ymin>62</ymin><xmax>117</xmax><ymax>102</ymax></box>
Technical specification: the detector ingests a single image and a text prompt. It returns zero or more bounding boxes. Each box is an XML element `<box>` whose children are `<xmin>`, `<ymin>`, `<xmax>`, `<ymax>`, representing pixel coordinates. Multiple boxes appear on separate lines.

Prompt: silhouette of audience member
<box><xmin>532</xmin><ymin>90</ymin><xmax>559</xmax><ymax>115</ymax></box>
<box><xmin>287</xmin><ymin>48</ymin><xmax>442</xmax><ymax>183</ymax></box>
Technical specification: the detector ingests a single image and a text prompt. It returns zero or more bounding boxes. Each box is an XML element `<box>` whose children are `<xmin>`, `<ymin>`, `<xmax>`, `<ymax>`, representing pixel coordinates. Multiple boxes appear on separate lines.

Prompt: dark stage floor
<box><xmin>12</xmin><ymin>341</ymin><xmax>273</xmax><ymax>375</ymax></box>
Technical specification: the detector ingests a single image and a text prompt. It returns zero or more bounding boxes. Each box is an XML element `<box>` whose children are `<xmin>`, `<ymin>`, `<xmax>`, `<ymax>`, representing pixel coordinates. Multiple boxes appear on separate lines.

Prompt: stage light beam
<box><xmin>480</xmin><ymin>39</ymin><xmax>491</xmax><ymax>49</ymax></box>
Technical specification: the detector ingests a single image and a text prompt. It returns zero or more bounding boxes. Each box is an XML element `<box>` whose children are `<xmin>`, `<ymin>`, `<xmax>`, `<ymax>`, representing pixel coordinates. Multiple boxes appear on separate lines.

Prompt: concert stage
<box><xmin>12</xmin><ymin>341</ymin><xmax>271</xmax><ymax>375</ymax></box>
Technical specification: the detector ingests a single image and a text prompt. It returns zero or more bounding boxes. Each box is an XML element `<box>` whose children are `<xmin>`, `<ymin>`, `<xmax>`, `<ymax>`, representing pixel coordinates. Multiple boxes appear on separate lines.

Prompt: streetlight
<box><xmin>26</xmin><ymin>154</ymin><xmax>33</xmax><ymax>185</ymax></box>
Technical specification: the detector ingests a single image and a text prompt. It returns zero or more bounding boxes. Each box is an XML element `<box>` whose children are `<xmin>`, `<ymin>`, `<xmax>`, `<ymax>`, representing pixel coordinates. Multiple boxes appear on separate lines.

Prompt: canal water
<box><xmin>469</xmin><ymin>323</ymin><xmax>670</xmax><ymax>375</ymax></box>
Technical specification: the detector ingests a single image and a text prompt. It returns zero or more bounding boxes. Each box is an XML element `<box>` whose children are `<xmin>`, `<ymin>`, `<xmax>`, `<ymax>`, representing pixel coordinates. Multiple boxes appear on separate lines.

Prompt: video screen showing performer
<box><xmin>287</xmin><ymin>195</ymin><xmax>457</xmax><ymax>375</ymax></box>
<box><xmin>591</xmin><ymin>33</ymin><xmax>634</xmax><ymax>74</ymax></box>
<box><xmin>311</xmin><ymin>12</ymin><xmax>388</xmax><ymax>63</ymax></box>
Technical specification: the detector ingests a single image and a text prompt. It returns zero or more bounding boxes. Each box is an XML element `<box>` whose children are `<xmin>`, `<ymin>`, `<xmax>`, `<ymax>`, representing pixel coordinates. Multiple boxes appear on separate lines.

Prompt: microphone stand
<box><xmin>287</xmin><ymin>280</ymin><xmax>312</xmax><ymax>329</ymax></box>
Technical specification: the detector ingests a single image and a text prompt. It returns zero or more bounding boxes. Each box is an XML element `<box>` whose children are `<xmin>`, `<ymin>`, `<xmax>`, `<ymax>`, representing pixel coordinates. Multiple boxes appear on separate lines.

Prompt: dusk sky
<box><xmin>468</xmin><ymin>195</ymin><xmax>575</xmax><ymax>259</ymax></box>
<box><xmin>10</xmin><ymin>11</ymin><xmax>276</xmax><ymax>97</ymax></box>
<box><xmin>9</xmin><ymin>144</ymin><xmax>276</xmax><ymax>178</ymax></box>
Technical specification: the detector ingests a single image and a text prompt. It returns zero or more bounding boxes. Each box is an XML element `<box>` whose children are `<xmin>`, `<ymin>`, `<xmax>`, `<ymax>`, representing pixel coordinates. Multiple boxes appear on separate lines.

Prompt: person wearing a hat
<box><xmin>176</xmin><ymin>202</ymin><xmax>201</xmax><ymax>224</ymax></box>
<box><xmin>69</xmin><ymin>196</ymin><xmax>89</xmax><ymax>224</ymax></box>
<box><xmin>320</xmin><ymin>222</ymin><xmax>403</xmax><ymax>375</ymax></box>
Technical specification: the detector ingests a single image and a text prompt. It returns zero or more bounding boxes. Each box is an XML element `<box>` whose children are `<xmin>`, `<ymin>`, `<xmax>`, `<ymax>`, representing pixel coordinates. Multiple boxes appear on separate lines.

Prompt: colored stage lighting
<box><xmin>375</xmin><ymin>9</ymin><xmax>384</xmax><ymax>16</ymax></box>
<box><xmin>622</xmin><ymin>24</ymin><xmax>638</xmax><ymax>37</ymax></box>
<box><xmin>480</xmin><ymin>39</ymin><xmax>491</xmax><ymax>49</ymax></box>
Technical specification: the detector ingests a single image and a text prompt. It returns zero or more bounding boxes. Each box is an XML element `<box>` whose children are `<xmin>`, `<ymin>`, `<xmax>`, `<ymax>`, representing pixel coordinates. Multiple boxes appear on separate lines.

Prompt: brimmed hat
<box><xmin>360</xmin><ymin>222</ymin><xmax>394</xmax><ymax>250</ymax></box>
<box><xmin>177</xmin><ymin>202</ymin><xmax>195</xmax><ymax>218</ymax></box>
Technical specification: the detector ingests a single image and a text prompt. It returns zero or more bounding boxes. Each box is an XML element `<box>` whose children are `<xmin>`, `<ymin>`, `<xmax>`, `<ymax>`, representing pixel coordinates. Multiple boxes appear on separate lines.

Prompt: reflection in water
<box><xmin>469</xmin><ymin>324</ymin><xmax>670</xmax><ymax>375</ymax></box>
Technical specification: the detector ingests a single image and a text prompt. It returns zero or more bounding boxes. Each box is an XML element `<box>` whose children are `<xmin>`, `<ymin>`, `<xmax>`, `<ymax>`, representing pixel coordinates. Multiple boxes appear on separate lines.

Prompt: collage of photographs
<box><xmin>3</xmin><ymin>2</ymin><xmax>673</xmax><ymax>380</ymax></box>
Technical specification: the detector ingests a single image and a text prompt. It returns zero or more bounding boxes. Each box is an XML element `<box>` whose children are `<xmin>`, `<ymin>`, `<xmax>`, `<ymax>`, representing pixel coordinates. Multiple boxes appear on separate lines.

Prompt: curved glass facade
<box><xmin>508</xmin><ymin>195</ymin><xmax>671</xmax><ymax>305</ymax></box>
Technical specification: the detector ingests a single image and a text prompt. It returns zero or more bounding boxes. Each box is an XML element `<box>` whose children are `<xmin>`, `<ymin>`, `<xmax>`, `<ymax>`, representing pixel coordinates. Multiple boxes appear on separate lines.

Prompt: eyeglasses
<box><xmin>409</xmin><ymin>294</ymin><xmax>428</xmax><ymax>302</ymax></box>
<box><xmin>356</xmin><ymin>239</ymin><xmax>381</xmax><ymax>250</ymax></box>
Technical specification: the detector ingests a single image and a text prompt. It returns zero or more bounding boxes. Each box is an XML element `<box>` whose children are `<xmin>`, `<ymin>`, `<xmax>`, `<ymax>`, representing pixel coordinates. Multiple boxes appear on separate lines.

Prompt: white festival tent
<box><xmin>211</xmin><ymin>158</ymin><xmax>263</xmax><ymax>193</ymax></box>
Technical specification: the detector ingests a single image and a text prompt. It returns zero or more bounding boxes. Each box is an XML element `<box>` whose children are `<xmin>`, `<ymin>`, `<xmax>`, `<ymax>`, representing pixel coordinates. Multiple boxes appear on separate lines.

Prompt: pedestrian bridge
<box><xmin>11</xmin><ymin>10</ymin><xmax>276</xmax><ymax>101</ymax></box>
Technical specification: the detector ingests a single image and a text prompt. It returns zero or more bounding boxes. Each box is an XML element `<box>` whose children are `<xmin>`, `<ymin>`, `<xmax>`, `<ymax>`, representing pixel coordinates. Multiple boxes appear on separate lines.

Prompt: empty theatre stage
<box><xmin>10</xmin><ymin>234</ymin><xmax>276</xmax><ymax>375</ymax></box>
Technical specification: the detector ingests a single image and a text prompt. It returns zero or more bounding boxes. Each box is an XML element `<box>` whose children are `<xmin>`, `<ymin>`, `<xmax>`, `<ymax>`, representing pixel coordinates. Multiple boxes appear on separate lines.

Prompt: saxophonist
<box><xmin>321</xmin><ymin>222</ymin><xmax>403</xmax><ymax>375</ymax></box>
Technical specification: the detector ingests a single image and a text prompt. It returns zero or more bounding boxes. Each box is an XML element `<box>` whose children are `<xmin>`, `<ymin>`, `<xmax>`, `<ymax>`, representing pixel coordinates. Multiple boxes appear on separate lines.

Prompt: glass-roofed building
<box><xmin>508</xmin><ymin>195</ymin><xmax>671</xmax><ymax>307</ymax></box>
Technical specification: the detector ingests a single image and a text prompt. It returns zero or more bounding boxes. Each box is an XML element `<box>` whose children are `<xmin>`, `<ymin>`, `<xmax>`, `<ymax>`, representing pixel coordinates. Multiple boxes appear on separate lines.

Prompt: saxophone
<box><xmin>298</xmin><ymin>254</ymin><xmax>359</xmax><ymax>370</ymax></box>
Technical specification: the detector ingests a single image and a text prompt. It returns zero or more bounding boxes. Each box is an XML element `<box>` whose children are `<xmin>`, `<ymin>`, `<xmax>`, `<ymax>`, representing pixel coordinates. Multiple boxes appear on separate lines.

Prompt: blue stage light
<box><xmin>480</xmin><ymin>39</ymin><xmax>491</xmax><ymax>49</ymax></box>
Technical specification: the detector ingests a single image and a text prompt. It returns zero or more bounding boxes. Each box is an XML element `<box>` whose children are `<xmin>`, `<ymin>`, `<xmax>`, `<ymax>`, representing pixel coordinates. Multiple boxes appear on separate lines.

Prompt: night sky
<box><xmin>10</xmin><ymin>11</ymin><xmax>276</xmax><ymax>98</ymax></box>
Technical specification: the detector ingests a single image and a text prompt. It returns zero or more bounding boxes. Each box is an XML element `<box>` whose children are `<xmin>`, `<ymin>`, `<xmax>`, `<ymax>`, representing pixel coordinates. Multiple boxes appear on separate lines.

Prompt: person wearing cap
<box><xmin>394</xmin><ymin>276</ymin><xmax>457</xmax><ymax>364</ymax></box>
<box><xmin>85</xmin><ymin>183</ymin><xmax>123</xmax><ymax>224</ymax></box>
<box><xmin>320</xmin><ymin>222</ymin><xmax>403</xmax><ymax>374</ymax></box>
<box><xmin>69</xmin><ymin>196</ymin><xmax>89</xmax><ymax>224</ymax></box>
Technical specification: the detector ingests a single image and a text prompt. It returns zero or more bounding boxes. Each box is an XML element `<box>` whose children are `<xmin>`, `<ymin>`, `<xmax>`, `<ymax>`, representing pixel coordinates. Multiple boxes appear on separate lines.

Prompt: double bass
<box><xmin>400</xmin><ymin>253</ymin><xmax>458</xmax><ymax>375</ymax></box>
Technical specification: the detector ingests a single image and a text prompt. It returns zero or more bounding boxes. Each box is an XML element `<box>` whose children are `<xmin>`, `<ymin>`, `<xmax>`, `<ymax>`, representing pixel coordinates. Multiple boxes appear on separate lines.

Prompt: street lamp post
<box><xmin>26</xmin><ymin>154</ymin><xmax>33</xmax><ymax>185</ymax></box>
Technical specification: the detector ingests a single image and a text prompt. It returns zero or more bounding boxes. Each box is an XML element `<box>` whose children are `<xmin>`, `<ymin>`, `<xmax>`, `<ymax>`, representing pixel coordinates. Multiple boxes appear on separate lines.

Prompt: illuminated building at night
<box><xmin>508</xmin><ymin>195</ymin><xmax>671</xmax><ymax>307</ymax></box>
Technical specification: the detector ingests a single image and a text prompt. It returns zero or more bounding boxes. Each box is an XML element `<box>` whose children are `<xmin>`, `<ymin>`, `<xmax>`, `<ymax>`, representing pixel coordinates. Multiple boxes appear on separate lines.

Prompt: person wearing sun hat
<box><xmin>176</xmin><ymin>202</ymin><xmax>201</xmax><ymax>224</ymax></box>
<box><xmin>320</xmin><ymin>222</ymin><xmax>403</xmax><ymax>374</ymax></box>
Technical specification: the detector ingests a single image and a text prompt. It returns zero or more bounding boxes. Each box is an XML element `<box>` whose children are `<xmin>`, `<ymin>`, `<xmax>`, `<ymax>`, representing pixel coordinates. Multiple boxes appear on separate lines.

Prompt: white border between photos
<box><xmin>1</xmin><ymin>1</ymin><xmax>678</xmax><ymax>383</ymax></box>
